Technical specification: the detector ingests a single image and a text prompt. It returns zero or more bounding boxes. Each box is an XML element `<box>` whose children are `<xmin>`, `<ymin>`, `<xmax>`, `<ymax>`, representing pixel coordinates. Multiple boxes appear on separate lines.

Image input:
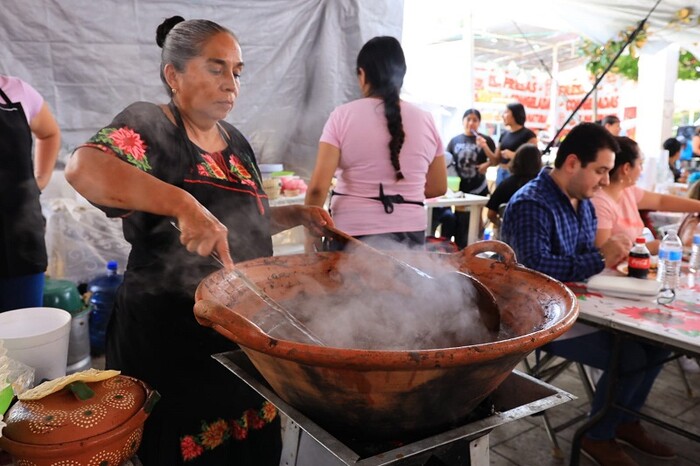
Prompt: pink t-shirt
<box><xmin>320</xmin><ymin>98</ymin><xmax>443</xmax><ymax>236</ymax></box>
<box><xmin>0</xmin><ymin>75</ymin><xmax>43</xmax><ymax>124</ymax></box>
<box><xmin>591</xmin><ymin>186</ymin><xmax>646</xmax><ymax>242</ymax></box>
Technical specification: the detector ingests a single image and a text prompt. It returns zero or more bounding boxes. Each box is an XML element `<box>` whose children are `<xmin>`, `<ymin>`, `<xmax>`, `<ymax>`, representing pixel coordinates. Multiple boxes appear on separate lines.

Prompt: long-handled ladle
<box><xmin>170</xmin><ymin>221</ymin><xmax>326</xmax><ymax>345</ymax></box>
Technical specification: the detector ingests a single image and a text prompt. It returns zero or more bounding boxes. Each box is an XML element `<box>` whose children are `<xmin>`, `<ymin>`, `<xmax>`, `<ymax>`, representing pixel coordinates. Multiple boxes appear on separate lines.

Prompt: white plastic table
<box><xmin>424</xmin><ymin>194</ymin><xmax>490</xmax><ymax>245</ymax></box>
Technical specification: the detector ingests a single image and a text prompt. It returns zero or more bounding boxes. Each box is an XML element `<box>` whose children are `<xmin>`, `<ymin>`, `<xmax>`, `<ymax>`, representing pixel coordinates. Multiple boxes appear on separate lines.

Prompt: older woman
<box><xmin>66</xmin><ymin>16</ymin><xmax>330</xmax><ymax>465</ymax></box>
<box><xmin>305</xmin><ymin>36</ymin><xmax>446</xmax><ymax>250</ymax></box>
<box><xmin>481</xmin><ymin>102</ymin><xmax>537</xmax><ymax>186</ymax></box>
<box><xmin>591</xmin><ymin>136</ymin><xmax>700</xmax><ymax>256</ymax></box>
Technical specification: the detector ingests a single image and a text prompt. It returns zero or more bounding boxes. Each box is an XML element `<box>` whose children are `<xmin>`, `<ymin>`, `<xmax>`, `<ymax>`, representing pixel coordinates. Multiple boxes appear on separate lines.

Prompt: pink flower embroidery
<box><xmin>109</xmin><ymin>127</ymin><xmax>147</xmax><ymax>161</ymax></box>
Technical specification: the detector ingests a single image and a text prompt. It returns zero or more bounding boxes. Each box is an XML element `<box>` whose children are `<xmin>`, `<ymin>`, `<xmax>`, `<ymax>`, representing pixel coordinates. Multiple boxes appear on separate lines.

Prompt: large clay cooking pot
<box><xmin>194</xmin><ymin>241</ymin><xmax>577</xmax><ymax>439</ymax></box>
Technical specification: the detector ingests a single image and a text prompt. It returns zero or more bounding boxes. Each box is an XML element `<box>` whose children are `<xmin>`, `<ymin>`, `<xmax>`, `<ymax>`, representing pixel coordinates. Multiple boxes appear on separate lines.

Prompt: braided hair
<box><xmin>357</xmin><ymin>37</ymin><xmax>407</xmax><ymax>181</ymax></box>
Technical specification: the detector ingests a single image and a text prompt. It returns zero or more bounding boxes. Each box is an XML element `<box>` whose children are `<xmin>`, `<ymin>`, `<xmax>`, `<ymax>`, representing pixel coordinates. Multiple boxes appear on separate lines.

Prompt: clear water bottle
<box><xmin>88</xmin><ymin>261</ymin><xmax>123</xmax><ymax>356</ymax></box>
<box><xmin>689</xmin><ymin>234</ymin><xmax>700</xmax><ymax>274</ymax></box>
<box><xmin>657</xmin><ymin>229</ymin><xmax>683</xmax><ymax>301</ymax></box>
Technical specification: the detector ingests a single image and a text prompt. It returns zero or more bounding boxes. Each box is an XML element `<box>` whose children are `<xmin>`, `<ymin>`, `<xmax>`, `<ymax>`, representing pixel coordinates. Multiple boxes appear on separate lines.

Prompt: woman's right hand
<box><xmin>175</xmin><ymin>199</ymin><xmax>234</xmax><ymax>269</ymax></box>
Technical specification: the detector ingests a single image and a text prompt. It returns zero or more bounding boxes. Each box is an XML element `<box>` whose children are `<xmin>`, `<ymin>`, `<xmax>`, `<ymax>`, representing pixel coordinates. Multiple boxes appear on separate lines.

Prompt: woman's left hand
<box><xmin>298</xmin><ymin>205</ymin><xmax>334</xmax><ymax>236</ymax></box>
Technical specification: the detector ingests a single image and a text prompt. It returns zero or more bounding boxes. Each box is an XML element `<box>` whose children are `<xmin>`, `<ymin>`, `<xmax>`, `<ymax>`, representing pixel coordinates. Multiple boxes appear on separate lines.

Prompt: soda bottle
<box><xmin>88</xmin><ymin>261</ymin><xmax>123</xmax><ymax>356</ymax></box>
<box><xmin>628</xmin><ymin>237</ymin><xmax>651</xmax><ymax>279</ymax></box>
<box><xmin>657</xmin><ymin>229</ymin><xmax>682</xmax><ymax>300</ymax></box>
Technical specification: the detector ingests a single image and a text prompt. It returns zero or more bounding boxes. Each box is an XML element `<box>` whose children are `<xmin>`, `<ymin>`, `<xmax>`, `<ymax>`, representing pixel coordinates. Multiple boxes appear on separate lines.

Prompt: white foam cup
<box><xmin>0</xmin><ymin>307</ymin><xmax>72</xmax><ymax>383</ymax></box>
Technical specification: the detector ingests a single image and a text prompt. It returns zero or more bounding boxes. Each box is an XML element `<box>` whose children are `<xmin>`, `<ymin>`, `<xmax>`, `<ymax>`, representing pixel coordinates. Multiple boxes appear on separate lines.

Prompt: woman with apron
<box><xmin>0</xmin><ymin>75</ymin><xmax>60</xmax><ymax>312</ymax></box>
<box><xmin>305</xmin><ymin>36</ymin><xmax>447</xmax><ymax>250</ymax></box>
<box><xmin>65</xmin><ymin>17</ymin><xmax>331</xmax><ymax>465</ymax></box>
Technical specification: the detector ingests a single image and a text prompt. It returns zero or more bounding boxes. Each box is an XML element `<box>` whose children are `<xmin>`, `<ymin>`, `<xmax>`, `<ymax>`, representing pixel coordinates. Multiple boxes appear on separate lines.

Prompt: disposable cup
<box><xmin>0</xmin><ymin>307</ymin><xmax>71</xmax><ymax>383</ymax></box>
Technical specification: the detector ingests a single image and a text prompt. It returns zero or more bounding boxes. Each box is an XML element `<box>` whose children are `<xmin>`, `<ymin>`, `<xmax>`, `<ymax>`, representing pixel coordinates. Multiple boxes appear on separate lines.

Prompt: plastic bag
<box><xmin>0</xmin><ymin>339</ymin><xmax>35</xmax><ymax>415</ymax></box>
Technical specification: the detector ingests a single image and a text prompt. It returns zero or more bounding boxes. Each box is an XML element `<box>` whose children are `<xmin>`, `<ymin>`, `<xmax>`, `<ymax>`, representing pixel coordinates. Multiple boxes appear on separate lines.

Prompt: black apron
<box><xmin>0</xmin><ymin>87</ymin><xmax>47</xmax><ymax>277</ymax></box>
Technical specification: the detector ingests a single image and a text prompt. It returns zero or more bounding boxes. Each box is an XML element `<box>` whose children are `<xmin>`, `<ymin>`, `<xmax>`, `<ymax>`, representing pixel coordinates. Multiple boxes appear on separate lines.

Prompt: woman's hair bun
<box><xmin>156</xmin><ymin>16</ymin><xmax>186</xmax><ymax>48</ymax></box>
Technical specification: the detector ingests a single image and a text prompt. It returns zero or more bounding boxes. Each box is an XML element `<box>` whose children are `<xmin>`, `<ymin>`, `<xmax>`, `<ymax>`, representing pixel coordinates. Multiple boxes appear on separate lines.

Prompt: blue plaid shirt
<box><xmin>501</xmin><ymin>168</ymin><xmax>605</xmax><ymax>282</ymax></box>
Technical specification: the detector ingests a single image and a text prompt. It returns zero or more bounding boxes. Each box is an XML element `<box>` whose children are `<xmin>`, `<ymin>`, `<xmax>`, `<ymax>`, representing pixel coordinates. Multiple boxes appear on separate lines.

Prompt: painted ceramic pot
<box><xmin>0</xmin><ymin>375</ymin><xmax>159</xmax><ymax>466</ymax></box>
<box><xmin>194</xmin><ymin>240</ymin><xmax>578</xmax><ymax>440</ymax></box>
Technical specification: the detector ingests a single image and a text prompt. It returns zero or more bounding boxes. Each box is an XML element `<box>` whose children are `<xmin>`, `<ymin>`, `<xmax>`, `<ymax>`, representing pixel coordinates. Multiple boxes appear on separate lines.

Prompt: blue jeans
<box><xmin>0</xmin><ymin>272</ymin><xmax>45</xmax><ymax>312</ymax></box>
<box><xmin>496</xmin><ymin>166</ymin><xmax>510</xmax><ymax>186</ymax></box>
<box><xmin>544</xmin><ymin>330</ymin><xmax>669</xmax><ymax>440</ymax></box>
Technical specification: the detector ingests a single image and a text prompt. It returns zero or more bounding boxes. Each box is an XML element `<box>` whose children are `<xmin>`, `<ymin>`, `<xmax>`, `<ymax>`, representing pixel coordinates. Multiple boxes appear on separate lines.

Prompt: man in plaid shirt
<box><xmin>502</xmin><ymin>122</ymin><xmax>675</xmax><ymax>466</ymax></box>
<box><xmin>501</xmin><ymin>123</ymin><xmax>629</xmax><ymax>280</ymax></box>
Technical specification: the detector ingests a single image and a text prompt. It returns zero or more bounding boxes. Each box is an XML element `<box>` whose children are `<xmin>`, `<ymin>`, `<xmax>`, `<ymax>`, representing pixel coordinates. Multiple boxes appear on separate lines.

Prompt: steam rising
<box><xmin>255</xmin><ymin>239</ymin><xmax>495</xmax><ymax>350</ymax></box>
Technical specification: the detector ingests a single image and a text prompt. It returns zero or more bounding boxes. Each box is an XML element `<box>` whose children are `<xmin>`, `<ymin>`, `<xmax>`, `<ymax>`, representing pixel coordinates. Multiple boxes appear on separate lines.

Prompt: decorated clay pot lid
<box><xmin>3</xmin><ymin>372</ymin><xmax>146</xmax><ymax>445</ymax></box>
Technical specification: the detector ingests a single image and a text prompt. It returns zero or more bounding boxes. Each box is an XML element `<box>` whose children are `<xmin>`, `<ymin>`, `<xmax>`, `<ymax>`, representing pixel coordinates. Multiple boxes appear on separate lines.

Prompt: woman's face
<box><xmin>463</xmin><ymin>114</ymin><xmax>481</xmax><ymax>135</ymax></box>
<box><xmin>502</xmin><ymin>108</ymin><xmax>514</xmax><ymax>126</ymax></box>
<box><xmin>628</xmin><ymin>156</ymin><xmax>644</xmax><ymax>185</ymax></box>
<box><xmin>169</xmin><ymin>32</ymin><xmax>243</xmax><ymax>123</ymax></box>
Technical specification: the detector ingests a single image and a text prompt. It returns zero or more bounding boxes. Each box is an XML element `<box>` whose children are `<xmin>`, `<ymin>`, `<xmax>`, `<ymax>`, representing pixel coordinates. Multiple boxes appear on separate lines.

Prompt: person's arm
<box><xmin>595</xmin><ymin>227</ymin><xmax>612</xmax><ymax>250</ymax></box>
<box><xmin>65</xmin><ymin>146</ymin><xmax>235</xmax><ymax>268</ymax></box>
<box><xmin>693</xmin><ymin>134</ymin><xmax>700</xmax><ymax>156</ymax></box>
<box><xmin>478</xmin><ymin>137</ymin><xmax>501</xmax><ymax>166</ymax></box>
<box><xmin>269</xmin><ymin>205</ymin><xmax>332</xmax><ymax>236</ymax></box>
<box><xmin>487</xmin><ymin>208</ymin><xmax>500</xmax><ymax>226</ymax></box>
<box><xmin>424</xmin><ymin>154</ymin><xmax>447</xmax><ymax>198</ymax></box>
<box><xmin>638</xmin><ymin>190</ymin><xmax>700</xmax><ymax>213</ymax></box>
<box><xmin>30</xmin><ymin>102</ymin><xmax>61</xmax><ymax>190</ymax></box>
<box><xmin>503</xmin><ymin>200</ymin><xmax>605</xmax><ymax>281</ymax></box>
<box><xmin>305</xmin><ymin>142</ymin><xmax>339</xmax><ymax>208</ymax></box>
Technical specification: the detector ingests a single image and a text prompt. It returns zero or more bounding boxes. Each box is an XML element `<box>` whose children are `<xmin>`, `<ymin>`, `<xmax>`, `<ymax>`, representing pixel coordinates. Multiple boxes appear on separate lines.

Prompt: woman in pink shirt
<box><xmin>591</xmin><ymin>136</ymin><xmax>700</xmax><ymax>256</ymax></box>
<box><xmin>305</xmin><ymin>36</ymin><xmax>447</xmax><ymax>249</ymax></box>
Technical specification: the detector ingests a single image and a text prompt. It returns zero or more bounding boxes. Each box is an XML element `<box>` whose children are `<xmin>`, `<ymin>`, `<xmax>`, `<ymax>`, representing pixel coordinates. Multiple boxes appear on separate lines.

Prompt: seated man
<box><xmin>501</xmin><ymin>123</ymin><xmax>675</xmax><ymax>466</ymax></box>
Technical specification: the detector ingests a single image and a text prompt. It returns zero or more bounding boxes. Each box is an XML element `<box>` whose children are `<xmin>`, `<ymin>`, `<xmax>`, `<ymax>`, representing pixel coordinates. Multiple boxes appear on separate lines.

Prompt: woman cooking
<box><xmin>65</xmin><ymin>16</ymin><xmax>331</xmax><ymax>465</ymax></box>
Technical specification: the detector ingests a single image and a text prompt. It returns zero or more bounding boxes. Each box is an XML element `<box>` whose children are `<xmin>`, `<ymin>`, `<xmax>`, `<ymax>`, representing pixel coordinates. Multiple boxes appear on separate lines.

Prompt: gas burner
<box><xmin>215</xmin><ymin>351</ymin><xmax>574</xmax><ymax>466</ymax></box>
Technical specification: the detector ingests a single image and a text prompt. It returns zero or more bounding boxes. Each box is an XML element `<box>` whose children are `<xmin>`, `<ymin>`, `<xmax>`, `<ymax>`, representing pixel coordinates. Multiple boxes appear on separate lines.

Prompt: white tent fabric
<box><xmin>2</xmin><ymin>0</ymin><xmax>698</xmax><ymax>177</ymax></box>
<box><xmin>0</xmin><ymin>0</ymin><xmax>403</xmax><ymax>178</ymax></box>
<box><xmin>471</xmin><ymin>0</ymin><xmax>700</xmax><ymax>50</ymax></box>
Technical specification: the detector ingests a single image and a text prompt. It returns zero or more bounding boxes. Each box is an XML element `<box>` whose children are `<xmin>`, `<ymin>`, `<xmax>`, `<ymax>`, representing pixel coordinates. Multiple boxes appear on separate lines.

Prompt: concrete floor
<box><xmin>489</xmin><ymin>356</ymin><xmax>700</xmax><ymax>466</ymax></box>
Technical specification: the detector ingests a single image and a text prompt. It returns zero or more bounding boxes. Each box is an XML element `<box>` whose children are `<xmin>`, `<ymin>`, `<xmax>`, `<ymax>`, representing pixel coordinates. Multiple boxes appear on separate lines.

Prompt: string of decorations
<box><xmin>578</xmin><ymin>7</ymin><xmax>699</xmax><ymax>81</ymax></box>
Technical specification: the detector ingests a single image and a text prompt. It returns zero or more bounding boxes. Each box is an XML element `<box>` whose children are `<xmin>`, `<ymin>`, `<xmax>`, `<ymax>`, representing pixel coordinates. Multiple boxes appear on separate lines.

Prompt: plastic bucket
<box><xmin>0</xmin><ymin>307</ymin><xmax>71</xmax><ymax>383</ymax></box>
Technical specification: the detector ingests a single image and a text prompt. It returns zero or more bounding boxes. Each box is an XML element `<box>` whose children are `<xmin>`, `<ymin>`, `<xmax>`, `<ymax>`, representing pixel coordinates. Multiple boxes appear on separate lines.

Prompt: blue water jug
<box><xmin>88</xmin><ymin>260</ymin><xmax>123</xmax><ymax>356</ymax></box>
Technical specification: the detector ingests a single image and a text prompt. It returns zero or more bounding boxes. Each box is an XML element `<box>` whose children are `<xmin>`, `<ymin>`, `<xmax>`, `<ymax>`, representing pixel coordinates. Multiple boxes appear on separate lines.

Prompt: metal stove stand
<box><xmin>214</xmin><ymin>351</ymin><xmax>575</xmax><ymax>466</ymax></box>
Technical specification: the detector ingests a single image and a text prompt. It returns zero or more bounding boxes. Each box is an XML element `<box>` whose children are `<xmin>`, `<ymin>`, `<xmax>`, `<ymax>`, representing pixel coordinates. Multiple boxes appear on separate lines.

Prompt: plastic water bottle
<box><xmin>689</xmin><ymin>234</ymin><xmax>700</xmax><ymax>274</ymax></box>
<box><xmin>657</xmin><ymin>230</ymin><xmax>682</xmax><ymax>300</ymax></box>
<box><xmin>88</xmin><ymin>261</ymin><xmax>123</xmax><ymax>356</ymax></box>
<box><xmin>483</xmin><ymin>227</ymin><xmax>493</xmax><ymax>241</ymax></box>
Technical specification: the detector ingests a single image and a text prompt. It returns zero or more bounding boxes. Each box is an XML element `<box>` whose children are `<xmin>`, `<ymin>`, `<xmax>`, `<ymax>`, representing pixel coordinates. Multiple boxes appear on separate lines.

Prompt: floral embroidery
<box><xmin>198</xmin><ymin>153</ymin><xmax>227</xmax><ymax>180</ymax></box>
<box><xmin>180</xmin><ymin>435</ymin><xmax>204</xmax><ymax>461</ymax></box>
<box><xmin>92</xmin><ymin>127</ymin><xmax>151</xmax><ymax>172</ymax></box>
<box><xmin>229</xmin><ymin>154</ymin><xmax>252</xmax><ymax>179</ymax></box>
<box><xmin>200</xmin><ymin>419</ymin><xmax>229</xmax><ymax>449</ymax></box>
<box><xmin>179</xmin><ymin>401</ymin><xmax>278</xmax><ymax>461</ymax></box>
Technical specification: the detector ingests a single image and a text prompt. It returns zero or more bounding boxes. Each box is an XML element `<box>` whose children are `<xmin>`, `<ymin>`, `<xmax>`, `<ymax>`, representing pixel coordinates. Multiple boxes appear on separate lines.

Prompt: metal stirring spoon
<box><xmin>170</xmin><ymin>221</ymin><xmax>326</xmax><ymax>345</ymax></box>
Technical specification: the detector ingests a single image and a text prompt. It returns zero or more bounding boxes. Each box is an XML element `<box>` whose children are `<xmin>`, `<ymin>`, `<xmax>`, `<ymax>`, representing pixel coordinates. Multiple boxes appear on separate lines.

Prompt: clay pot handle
<box><xmin>194</xmin><ymin>299</ymin><xmax>270</xmax><ymax>347</ymax></box>
<box><xmin>462</xmin><ymin>240</ymin><xmax>517</xmax><ymax>267</ymax></box>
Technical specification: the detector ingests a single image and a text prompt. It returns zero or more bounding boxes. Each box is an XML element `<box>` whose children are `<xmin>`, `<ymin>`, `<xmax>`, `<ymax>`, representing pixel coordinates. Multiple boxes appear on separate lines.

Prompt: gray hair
<box><xmin>156</xmin><ymin>16</ymin><xmax>237</xmax><ymax>97</ymax></box>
